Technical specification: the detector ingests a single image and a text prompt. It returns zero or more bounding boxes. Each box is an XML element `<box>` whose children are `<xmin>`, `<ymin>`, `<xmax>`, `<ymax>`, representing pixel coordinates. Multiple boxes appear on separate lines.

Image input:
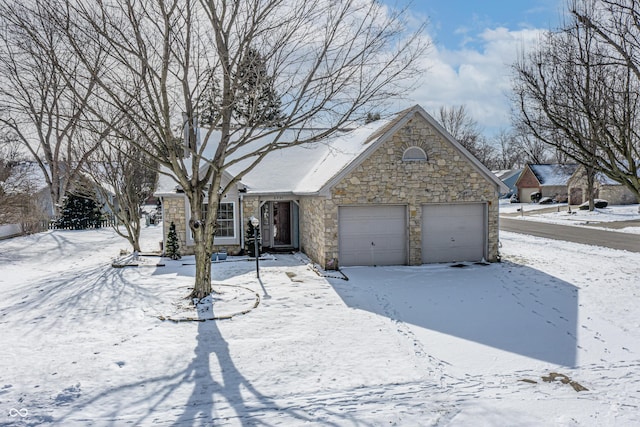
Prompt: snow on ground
<box><xmin>1</xmin><ymin>225</ymin><xmax>640</xmax><ymax>426</ymax></box>
<box><xmin>500</xmin><ymin>200</ymin><xmax>640</xmax><ymax>234</ymax></box>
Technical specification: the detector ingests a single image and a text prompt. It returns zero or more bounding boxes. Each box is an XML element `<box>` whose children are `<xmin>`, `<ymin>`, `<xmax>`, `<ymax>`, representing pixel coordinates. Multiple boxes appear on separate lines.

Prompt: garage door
<box><xmin>339</xmin><ymin>206</ymin><xmax>406</xmax><ymax>266</ymax></box>
<box><xmin>519</xmin><ymin>187</ymin><xmax>539</xmax><ymax>203</ymax></box>
<box><xmin>422</xmin><ymin>203</ymin><xmax>486</xmax><ymax>263</ymax></box>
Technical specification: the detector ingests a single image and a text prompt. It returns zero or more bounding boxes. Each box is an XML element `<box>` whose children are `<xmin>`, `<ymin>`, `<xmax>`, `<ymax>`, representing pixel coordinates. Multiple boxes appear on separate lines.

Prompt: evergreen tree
<box><xmin>56</xmin><ymin>192</ymin><xmax>102</xmax><ymax>230</ymax></box>
<box><xmin>197</xmin><ymin>49</ymin><xmax>284</xmax><ymax>128</ymax></box>
<box><xmin>245</xmin><ymin>219</ymin><xmax>261</xmax><ymax>257</ymax></box>
<box><xmin>166</xmin><ymin>221</ymin><xmax>181</xmax><ymax>260</ymax></box>
<box><xmin>234</xmin><ymin>47</ymin><xmax>284</xmax><ymax>127</ymax></box>
<box><xmin>197</xmin><ymin>68</ymin><xmax>223</xmax><ymax>126</ymax></box>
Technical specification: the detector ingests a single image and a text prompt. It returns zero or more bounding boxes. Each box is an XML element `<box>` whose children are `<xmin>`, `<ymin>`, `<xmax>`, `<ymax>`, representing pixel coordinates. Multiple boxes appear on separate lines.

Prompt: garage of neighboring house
<box><xmin>421</xmin><ymin>203</ymin><xmax>487</xmax><ymax>263</ymax></box>
<box><xmin>519</xmin><ymin>187</ymin><xmax>540</xmax><ymax>203</ymax></box>
<box><xmin>338</xmin><ymin>205</ymin><xmax>407</xmax><ymax>266</ymax></box>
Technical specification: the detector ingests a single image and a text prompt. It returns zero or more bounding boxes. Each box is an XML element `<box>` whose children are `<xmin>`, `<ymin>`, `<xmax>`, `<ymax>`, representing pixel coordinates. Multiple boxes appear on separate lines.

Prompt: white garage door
<box><xmin>519</xmin><ymin>187</ymin><xmax>539</xmax><ymax>203</ymax></box>
<box><xmin>422</xmin><ymin>203</ymin><xmax>486</xmax><ymax>263</ymax></box>
<box><xmin>339</xmin><ymin>206</ymin><xmax>407</xmax><ymax>266</ymax></box>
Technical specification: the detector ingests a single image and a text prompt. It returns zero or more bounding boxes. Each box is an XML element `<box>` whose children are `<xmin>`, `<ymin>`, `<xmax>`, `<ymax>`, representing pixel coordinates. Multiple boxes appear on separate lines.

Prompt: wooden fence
<box><xmin>46</xmin><ymin>216</ymin><xmax>117</xmax><ymax>230</ymax></box>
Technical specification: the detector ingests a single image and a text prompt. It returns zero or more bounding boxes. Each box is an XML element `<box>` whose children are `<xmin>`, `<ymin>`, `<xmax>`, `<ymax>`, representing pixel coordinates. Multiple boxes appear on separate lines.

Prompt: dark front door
<box><xmin>273</xmin><ymin>202</ymin><xmax>291</xmax><ymax>246</ymax></box>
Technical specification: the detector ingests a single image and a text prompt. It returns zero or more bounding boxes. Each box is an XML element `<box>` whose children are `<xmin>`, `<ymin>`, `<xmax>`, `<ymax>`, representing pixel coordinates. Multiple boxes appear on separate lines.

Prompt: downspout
<box><xmin>161</xmin><ymin>196</ymin><xmax>167</xmax><ymax>255</ymax></box>
<box><xmin>239</xmin><ymin>191</ymin><xmax>245</xmax><ymax>253</ymax></box>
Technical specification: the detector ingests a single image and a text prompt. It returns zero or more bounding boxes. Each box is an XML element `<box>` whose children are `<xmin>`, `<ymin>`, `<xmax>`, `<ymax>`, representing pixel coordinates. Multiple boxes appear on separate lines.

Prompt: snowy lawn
<box><xmin>500</xmin><ymin>200</ymin><xmax>640</xmax><ymax>234</ymax></box>
<box><xmin>1</xmin><ymin>225</ymin><xmax>639</xmax><ymax>426</ymax></box>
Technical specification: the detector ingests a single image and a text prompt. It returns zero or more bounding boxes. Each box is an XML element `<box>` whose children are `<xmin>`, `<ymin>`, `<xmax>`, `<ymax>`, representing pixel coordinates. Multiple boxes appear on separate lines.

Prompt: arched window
<box><xmin>402</xmin><ymin>146</ymin><xmax>427</xmax><ymax>162</ymax></box>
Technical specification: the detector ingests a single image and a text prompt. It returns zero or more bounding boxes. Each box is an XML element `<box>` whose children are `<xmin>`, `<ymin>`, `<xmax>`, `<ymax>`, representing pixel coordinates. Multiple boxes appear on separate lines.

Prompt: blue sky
<box><xmin>407</xmin><ymin>0</ymin><xmax>564</xmax><ymax>50</ymax></box>
<box><xmin>385</xmin><ymin>0</ymin><xmax>566</xmax><ymax>138</ymax></box>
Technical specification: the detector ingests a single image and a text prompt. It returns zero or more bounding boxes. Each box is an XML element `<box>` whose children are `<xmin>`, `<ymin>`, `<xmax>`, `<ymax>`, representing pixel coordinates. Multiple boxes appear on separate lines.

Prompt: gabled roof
<box><xmin>568</xmin><ymin>164</ymin><xmax>629</xmax><ymax>186</ymax></box>
<box><xmin>595</xmin><ymin>172</ymin><xmax>623</xmax><ymax>186</ymax></box>
<box><xmin>0</xmin><ymin>161</ymin><xmax>49</xmax><ymax>195</ymax></box>
<box><xmin>493</xmin><ymin>169</ymin><xmax>522</xmax><ymax>181</ymax></box>
<box><xmin>155</xmin><ymin>105</ymin><xmax>508</xmax><ymax>196</ymax></box>
<box><xmin>493</xmin><ymin>169</ymin><xmax>522</xmax><ymax>194</ymax></box>
<box><xmin>527</xmin><ymin>164</ymin><xmax>579</xmax><ymax>186</ymax></box>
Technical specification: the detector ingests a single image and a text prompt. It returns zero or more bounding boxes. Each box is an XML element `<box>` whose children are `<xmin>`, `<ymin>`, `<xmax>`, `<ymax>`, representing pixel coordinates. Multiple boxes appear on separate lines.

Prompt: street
<box><xmin>500</xmin><ymin>217</ymin><xmax>640</xmax><ymax>253</ymax></box>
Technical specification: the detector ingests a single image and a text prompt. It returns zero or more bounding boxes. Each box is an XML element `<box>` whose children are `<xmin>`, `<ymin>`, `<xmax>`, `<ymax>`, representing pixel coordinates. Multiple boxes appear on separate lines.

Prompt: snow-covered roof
<box><xmin>155</xmin><ymin>105</ymin><xmax>508</xmax><ymax>196</ymax></box>
<box><xmin>528</xmin><ymin>164</ymin><xmax>579</xmax><ymax>186</ymax></box>
<box><xmin>234</xmin><ymin>120</ymin><xmax>395</xmax><ymax>194</ymax></box>
<box><xmin>0</xmin><ymin>161</ymin><xmax>49</xmax><ymax>195</ymax></box>
<box><xmin>493</xmin><ymin>169</ymin><xmax>521</xmax><ymax>181</ymax></box>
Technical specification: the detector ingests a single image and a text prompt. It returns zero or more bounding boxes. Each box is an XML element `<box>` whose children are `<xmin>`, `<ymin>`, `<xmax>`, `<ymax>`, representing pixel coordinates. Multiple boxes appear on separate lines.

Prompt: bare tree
<box><xmin>437</xmin><ymin>105</ymin><xmax>496</xmax><ymax>167</ymax></box>
<box><xmin>491</xmin><ymin>129</ymin><xmax>524</xmax><ymax>170</ymax></box>
<box><xmin>437</xmin><ymin>105</ymin><xmax>483</xmax><ymax>151</ymax></box>
<box><xmin>0</xmin><ymin>1</ymin><xmax>103</xmax><ymax>217</ymax></box>
<box><xmin>83</xmin><ymin>132</ymin><xmax>158</xmax><ymax>252</ymax></box>
<box><xmin>512</xmin><ymin>0</ymin><xmax>640</xmax><ymax>210</ymax></box>
<box><xmin>50</xmin><ymin>0</ymin><xmax>428</xmax><ymax>299</ymax></box>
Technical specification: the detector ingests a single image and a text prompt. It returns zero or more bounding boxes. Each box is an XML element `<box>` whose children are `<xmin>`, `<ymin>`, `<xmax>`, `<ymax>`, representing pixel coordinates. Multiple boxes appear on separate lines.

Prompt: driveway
<box><xmin>500</xmin><ymin>217</ymin><xmax>640</xmax><ymax>252</ymax></box>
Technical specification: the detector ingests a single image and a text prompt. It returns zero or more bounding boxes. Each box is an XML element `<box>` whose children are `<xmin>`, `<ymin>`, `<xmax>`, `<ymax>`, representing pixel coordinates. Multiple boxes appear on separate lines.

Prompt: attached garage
<box><xmin>422</xmin><ymin>203</ymin><xmax>487</xmax><ymax>263</ymax></box>
<box><xmin>519</xmin><ymin>187</ymin><xmax>539</xmax><ymax>203</ymax></box>
<box><xmin>338</xmin><ymin>205</ymin><xmax>407</xmax><ymax>266</ymax></box>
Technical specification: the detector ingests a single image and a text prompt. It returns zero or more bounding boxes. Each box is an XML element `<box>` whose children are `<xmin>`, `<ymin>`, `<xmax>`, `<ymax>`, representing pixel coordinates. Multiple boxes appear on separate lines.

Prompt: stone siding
<box><xmin>161</xmin><ymin>196</ymin><xmax>192</xmax><ymax>255</ymax></box>
<box><xmin>308</xmin><ymin>114</ymin><xmax>500</xmax><ymax>268</ymax></box>
<box><xmin>568</xmin><ymin>167</ymin><xmax>638</xmax><ymax>205</ymax></box>
<box><xmin>298</xmin><ymin>197</ymin><xmax>328</xmax><ymax>266</ymax></box>
<box><xmin>601</xmin><ymin>185</ymin><xmax>638</xmax><ymax>205</ymax></box>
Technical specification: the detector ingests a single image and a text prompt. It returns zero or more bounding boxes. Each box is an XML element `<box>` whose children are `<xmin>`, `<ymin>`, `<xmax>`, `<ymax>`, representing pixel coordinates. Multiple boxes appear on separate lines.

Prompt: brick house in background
<box><xmin>515</xmin><ymin>164</ymin><xmax>578</xmax><ymax>203</ymax></box>
<box><xmin>155</xmin><ymin>105</ymin><xmax>508</xmax><ymax>269</ymax></box>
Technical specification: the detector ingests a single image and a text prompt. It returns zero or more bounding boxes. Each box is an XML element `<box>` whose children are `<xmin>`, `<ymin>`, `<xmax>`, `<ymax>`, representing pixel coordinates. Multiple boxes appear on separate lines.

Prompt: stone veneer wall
<box><xmin>162</xmin><ymin>195</ymin><xmax>192</xmax><ymax>255</ymax></box>
<box><xmin>298</xmin><ymin>197</ymin><xmax>328</xmax><ymax>267</ymax></box>
<box><xmin>601</xmin><ymin>185</ymin><xmax>638</xmax><ymax>205</ymax></box>
<box><xmin>569</xmin><ymin>170</ymin><xmax>638</xmax><ymax>205</ymax></box>
<box><xmin>309</xmin><ymin>114</ymin><xmax>500</xmax><ymax>269</ymax></box>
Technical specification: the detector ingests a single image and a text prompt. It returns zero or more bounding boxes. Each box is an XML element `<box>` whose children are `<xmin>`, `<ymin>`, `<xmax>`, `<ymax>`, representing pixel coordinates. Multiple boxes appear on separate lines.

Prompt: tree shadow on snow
<box><xmin>51</xmin><ymin>319</ymin><xmax>316</xmax><ymax>426</ymax></box>
<box><xmin>331</xmin><ymin>261</ymin><xmax>579</xmax><ymax>367</ymax></box>
<box><xmin>171</xmin><ymin>320</ymin><xmax>316</xmax><ymax>426</ymax></box>
<box><xmin>0</xmin><ymin>262</ymin><xmax>160</xmax><ymax>331</ymax></box>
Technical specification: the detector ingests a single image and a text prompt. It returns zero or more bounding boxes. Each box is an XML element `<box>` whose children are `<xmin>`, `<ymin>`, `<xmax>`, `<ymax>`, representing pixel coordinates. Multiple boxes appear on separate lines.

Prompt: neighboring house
<box><xmin>0</xmin><ymin>161</ymin><xmax>117</xmax><ymax>235</ymax></box>
<box><xmin>515</xmin><ymin>164</ymin><xmax>579</xmax><ymax>203</ymax></box>
<box><xmin>156</xmin><ymin>105</ymin><xmax>508</xmax><ymax>269</ymax></box>
<box><xmin>0</xmin><ymin>161</ymin><xmax>54</xmax><ymax>221</ymax></box>
<box><xmin>493</xmin><ymin>169</ymin><xmax>522</xmax><ymax>198</ymax></box>
<box><xmin>567</xmin><ymin>166</ymin><xmax>638</xmax><ymax>205</ymax></box>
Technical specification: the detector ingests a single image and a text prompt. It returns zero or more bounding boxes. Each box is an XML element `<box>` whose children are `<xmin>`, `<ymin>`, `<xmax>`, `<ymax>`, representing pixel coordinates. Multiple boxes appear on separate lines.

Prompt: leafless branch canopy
<box><xmin>512</xmin><ymin>0</ymin><xmax>640</xmax><ymax>203</ymax></box>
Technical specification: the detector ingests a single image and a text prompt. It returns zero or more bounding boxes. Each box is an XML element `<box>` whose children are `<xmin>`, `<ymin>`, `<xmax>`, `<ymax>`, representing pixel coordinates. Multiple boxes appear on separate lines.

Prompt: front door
<box><xmin>273</xmin><ymin>202</ymin><xmax>291</xmax><ymax>246</ymax></box>
<box><xmin>260</xmin><ymin>201</ymin><xmax>298</xmax><ymax>249</ymax></box>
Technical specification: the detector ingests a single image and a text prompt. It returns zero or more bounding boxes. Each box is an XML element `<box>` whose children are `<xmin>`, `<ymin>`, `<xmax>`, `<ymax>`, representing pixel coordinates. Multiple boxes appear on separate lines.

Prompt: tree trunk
<box><xmin>586</xmin><ymin>165</ymin><xmax>596</xmax><ymax>211</ymax></box>
<box><xmin>187</xmin><ymin>190</ymin><xmax>215</xmax><ymax>301</ymax></box>
<box><xmin>130</xmin><ymin>222</ymin><xmax>141</xmax><ymax>252</ymax></box>
<box><xmin>192</xmin><ymin>240</ymin><xmax>212</xmax><ymax>300</ymax></box>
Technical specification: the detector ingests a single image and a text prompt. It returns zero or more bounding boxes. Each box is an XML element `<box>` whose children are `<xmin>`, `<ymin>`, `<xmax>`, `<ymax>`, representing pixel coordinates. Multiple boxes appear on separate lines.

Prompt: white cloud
<box><xmin>401</xmin><ymin>26</ymin><xmax>547</xmax><ymax>137</ymax></box>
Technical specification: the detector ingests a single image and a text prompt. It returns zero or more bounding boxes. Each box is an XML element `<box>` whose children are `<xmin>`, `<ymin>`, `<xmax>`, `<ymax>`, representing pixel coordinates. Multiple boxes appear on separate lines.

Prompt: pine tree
<box><xmin>234</xmin><ymin>47</ymin><xmax>284</xmax><ymax>127</ymax></box>
<box><xmin>56</xmin><ymin>192</ymin><xmax>102</xmax><ymax>230</ymax></box>
<box><xmin>196</xmin><ymin>49</ymin><xmax>284</xmax><ymax>128</ymax></box>
<box><xmin>166</xmin><ymin>221</ymin><xmax>181</xmax><ymax>260</ymax></box>
<box><xmin>197</xmin><ymin>68</ymin><xmax>223</xmax><ymax>126</ymax></box>
<box><xmin>245</xmin><ymin>219</ymin><xmax>261</xmax><ymax>257</ymax></box>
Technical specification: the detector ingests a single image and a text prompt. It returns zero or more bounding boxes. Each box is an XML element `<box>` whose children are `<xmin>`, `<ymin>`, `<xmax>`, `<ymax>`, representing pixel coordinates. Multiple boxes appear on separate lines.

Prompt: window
<box><xmin>215</xmin><ymin>203</ymin><xmax>235</xmax><ymax>237</ymax></box>
<box><xmin>402</xmin><ymin>146</ymin><xmax>427</xmax><ymax>161</ymax></box>
<box><xmin>202</xmin><ymin>202</ymin><xmax>235</xmax><ymax>238</ymax></box>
